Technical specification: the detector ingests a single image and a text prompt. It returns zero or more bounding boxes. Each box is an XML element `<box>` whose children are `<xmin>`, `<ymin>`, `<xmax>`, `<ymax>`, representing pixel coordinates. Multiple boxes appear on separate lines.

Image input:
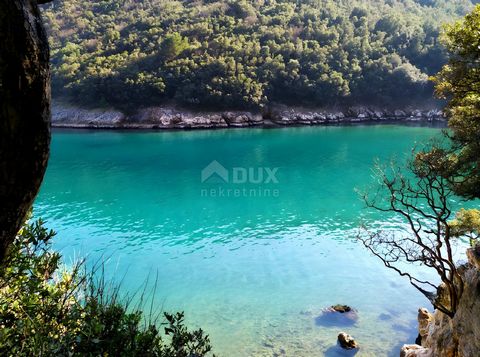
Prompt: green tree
<box><xmin>433</xmin><ymin>5</ymin><xmax>480</xmax><ymax>199</ymax></box>
<box><xmin>160</xmin><ymin>33</ymin><xmax>189</xmax><ymax>61</ymax></box>
<box><xmin>40</xmin><ymin>0</ymin><xmax>478</xmax><ymax>110</ymax></box>
<box><xmin>449</xmin><ymin>208</ymin><xmax>480</xmax><ymax>246</ymax></box>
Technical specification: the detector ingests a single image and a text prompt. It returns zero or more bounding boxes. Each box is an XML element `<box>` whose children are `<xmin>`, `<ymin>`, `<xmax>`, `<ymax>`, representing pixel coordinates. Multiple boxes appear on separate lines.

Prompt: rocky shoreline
<box><xmin>401</xmin><ymin>246</ymin><xmax>480</xmax><ymax>357</ymax></box>
<box><xmin>52</xmin><ymin>104</ymin><xmax>447</xmax><ymax>129</ymax></box>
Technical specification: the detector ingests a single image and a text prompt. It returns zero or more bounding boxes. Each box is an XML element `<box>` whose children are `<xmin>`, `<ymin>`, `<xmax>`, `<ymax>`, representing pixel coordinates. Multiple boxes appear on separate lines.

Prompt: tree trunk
<box><xmin>0</xmin><ymin>0</ymin><xmax>51</xmax><ymax>261</ymax></box>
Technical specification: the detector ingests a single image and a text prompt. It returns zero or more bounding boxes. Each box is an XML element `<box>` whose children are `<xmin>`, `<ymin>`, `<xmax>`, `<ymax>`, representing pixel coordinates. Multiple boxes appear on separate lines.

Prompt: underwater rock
<box><xmin>331</xmin><ymin>304</ymin><xmax>352</xmax><ymax>313</ymax></box>
<box><xmin>315</xmin><ymin>305</ymin><xmax>358</xmax><ymax>327</ymax></box>
<box><xmin>337</xmin><ymin>332</ymin><xmax>359</xmax><ymax>350</ymax></box>
<box><xmin>378</xmin><ymin>313</ymin><xmax>392</xmax><ymax>321</ymax></box>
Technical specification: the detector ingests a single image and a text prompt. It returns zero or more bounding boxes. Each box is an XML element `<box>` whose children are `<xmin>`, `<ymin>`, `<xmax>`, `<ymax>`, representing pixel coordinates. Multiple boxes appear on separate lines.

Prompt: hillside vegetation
<box><xmin>41</xmin><ymin>0</ymin><xmax>477</xmax><ymax>111</ymax></box>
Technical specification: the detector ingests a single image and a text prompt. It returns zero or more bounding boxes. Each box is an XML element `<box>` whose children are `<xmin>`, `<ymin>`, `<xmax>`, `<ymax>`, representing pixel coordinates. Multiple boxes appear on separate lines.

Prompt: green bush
<box><xmin>0</xmin><ymin>218</ymin><xmax>215</xmax><ymax>357</ymax></box>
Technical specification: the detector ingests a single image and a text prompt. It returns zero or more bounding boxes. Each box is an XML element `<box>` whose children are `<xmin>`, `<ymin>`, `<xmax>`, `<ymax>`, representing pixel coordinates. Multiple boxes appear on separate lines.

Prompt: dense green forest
<box><xmin>41</xmin><ymin>0</ymin><xmax>477</xmax><ymax>111</ymax></box>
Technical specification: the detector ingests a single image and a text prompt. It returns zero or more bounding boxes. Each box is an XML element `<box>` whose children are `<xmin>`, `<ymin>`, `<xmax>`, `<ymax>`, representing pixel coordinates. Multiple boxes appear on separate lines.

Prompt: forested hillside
<box><xmin>41</xmin><ymin>0</ymin><xmax>477</xmax><ymax>111</ymax></box>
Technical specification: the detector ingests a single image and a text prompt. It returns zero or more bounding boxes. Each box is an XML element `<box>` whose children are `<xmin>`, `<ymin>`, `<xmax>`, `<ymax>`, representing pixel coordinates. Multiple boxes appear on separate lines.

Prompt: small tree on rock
<box><xmin>358</xmin><ymin>152</ymin><xmax>464</xmax><ymax>318</ymax></box>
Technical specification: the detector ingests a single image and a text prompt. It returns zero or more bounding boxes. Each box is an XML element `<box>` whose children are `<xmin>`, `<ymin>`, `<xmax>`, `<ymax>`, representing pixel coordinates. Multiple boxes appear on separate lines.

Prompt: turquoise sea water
<box><xmin>35</xmin><ymin>125</ymin><xmax>446</xmax><ymax>356</ymax></box>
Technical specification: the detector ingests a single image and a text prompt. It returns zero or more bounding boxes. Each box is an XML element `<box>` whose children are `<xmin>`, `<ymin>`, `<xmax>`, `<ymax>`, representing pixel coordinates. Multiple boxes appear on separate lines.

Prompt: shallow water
<box><xmin>35</xmin><ymin>125</ymin><xmax>444</xmax><ymax>356</ymax></box>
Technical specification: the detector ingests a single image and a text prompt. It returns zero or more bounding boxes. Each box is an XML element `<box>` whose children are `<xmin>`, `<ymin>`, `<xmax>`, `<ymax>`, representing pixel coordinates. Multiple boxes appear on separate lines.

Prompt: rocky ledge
<box><xmin>52</xmin><ymin>104</ymin><xmax>446</xmax><ymax>129</ymax></box>
<box><xmin>401</xmin><ymin>246</ymin><xmax>480</xmax><ymax>357</ymax></box>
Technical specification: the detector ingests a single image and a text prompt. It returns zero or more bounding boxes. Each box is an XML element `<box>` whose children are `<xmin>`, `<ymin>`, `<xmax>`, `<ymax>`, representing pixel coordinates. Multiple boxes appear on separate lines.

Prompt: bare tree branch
<box><xmin>358</xmin><ymin>155</ymin><xmax>464</xmax><ymax>318</ymax></box>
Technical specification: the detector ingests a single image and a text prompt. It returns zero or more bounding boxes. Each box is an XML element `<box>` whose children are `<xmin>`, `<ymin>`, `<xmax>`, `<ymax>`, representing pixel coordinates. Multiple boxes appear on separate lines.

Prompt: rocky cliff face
<box><xmin>52</xmin><ymin>103</ymin><xmax>446</xmax><ymax>129</ymax></box>
<box><xmin>401</xmin><ymin>247</ymin><xmax>480</xmax><ymax>357</ymax></box>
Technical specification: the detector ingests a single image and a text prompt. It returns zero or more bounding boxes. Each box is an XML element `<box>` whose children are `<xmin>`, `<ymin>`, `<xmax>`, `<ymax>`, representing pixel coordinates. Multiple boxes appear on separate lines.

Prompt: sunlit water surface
<box><xmin>35</xmin><ymin>125</ymin><xmax>449</xmax><ymax>356</ymax></box>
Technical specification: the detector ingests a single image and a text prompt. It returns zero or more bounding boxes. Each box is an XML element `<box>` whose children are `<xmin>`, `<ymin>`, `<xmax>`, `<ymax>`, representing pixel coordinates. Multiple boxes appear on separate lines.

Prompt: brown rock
<box><xmin>467</xmin><ymin>246</ymin><xmax>480</xmax><ymax>270</ymax></box>
<box><xmin>411</xmin><ymin>249</ymin><xmax>480</xmax><ymax>357</ymax></box>
<box><xmin>418</xmin><ymin>308</ymin><xmax>433</xmax><ymax>342</ymax></box>
<box><xmin>337</xmin><ymin>332</ymin><xmax>358</xmax><ymax>350</ymax></box>
<box><xmin>332</xmin><ymin>304</ymin><xmax>352</xmax><ymax>313</ymax></box>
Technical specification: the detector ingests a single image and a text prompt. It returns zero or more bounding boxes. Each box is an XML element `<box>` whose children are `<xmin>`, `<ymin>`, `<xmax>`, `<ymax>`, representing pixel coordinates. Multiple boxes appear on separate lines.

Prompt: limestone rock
<box><xmin>222</xmin><ymin>112</ymin><xmax>251</xmax><ymax>127</ymax></box>
<box><xmin>435</xmin><ymin>283</ymin><xmax>452</xmax><ymax>313</ymax></box>
<box><xmin>315</xmin><ymin>305</ymin><xmax>358</xmax><ymax>327</ymax></box>
<box><xmin>373</xmin><ymin>110</ymin><xmax>386</xmax><ymax>119</ymax></box>
<box><xmin>331</xmin><ymin>304</ymin><xmax>352</xmax><ymax>313</ymax></box>
<box><xmin>337</xmin><ymin>332</ymin><xmax>358</xmax><ymax>350</ymax></box>
<box><xmin>400</xmin><ymin>344</ymin><xmax>431</xmax><ymax>357</ymax></box>
<box><xmin>52</xmin><ymin>104</ymin><xmax>125</xmax><ymax>126</ymax></box>
<box><xmin>322</xmin><ymin>304</ymin><xmax>358</xmax><ymax>322</ymax></box>
<box><xmin>418</xmin><ymin>308</ymin><xmax>434</xmax><ymax>341</ymax></box>
<box><xmin>250</xmin><ymin>113</ymin><xmax>264</xmax><ymax>124</ymax></box>
<box><xmin>466</xmin><ymin>245</ymin><xmax>480</xmax><ymax>270</ymax></box>
<box><xmin>51</xmin><ymin>104</ymin><xmax>447</xmax><ymax>129</ymax></box>
<box><xmin>408</xmin><ymin>249</ymin><xmax>480</xmax><ymax>357</ymax></box>
<box><xmin>427</xmin><ymin>109</ymin><xmax>445</xmax><ymax>120</ymax></box>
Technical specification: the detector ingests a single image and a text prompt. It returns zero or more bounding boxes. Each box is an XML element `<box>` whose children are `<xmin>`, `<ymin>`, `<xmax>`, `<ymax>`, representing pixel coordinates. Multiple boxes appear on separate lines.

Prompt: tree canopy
<box><xmin>41</xmin><ymin>0</ymin><xmax>477</xmax><ymax>111</ymax></box>
<box><xmin>432</xmin><ymin>4</ymin><xmax>480</xmax><ymax>199</ymax></box>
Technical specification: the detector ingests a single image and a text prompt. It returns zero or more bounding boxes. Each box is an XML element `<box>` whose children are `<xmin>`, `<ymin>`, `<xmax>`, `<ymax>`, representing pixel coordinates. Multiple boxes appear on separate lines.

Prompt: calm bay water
<box><xmin>35</xmin><ymin>125</ymin><xmax>443</xmax><ymax>356</ymax></box>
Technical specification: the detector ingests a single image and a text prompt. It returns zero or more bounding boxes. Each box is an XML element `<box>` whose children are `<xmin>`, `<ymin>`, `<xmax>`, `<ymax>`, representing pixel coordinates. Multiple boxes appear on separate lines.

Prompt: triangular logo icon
<box><xmin>201</xmin><ymin>160</ymin><xmax>229</xmax><ymax>183</ymax></box>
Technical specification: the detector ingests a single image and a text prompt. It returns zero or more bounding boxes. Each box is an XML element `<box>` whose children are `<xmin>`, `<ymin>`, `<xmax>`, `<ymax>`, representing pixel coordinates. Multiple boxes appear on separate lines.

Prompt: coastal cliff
<box><xmin>52</xmin><ymin>104</ymin><xmax>446</xmax><ymax>130</ymax></box>
<box><xmin>401</xmin><ymin>247</ymin><xmax>480</xmax><ymax>357</ymax></box>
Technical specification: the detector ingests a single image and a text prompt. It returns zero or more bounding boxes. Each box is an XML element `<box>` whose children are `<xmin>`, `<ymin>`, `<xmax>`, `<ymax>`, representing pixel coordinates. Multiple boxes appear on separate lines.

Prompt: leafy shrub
<box><xmin>0</xmin><ymin>218</ymin><xmax>215</xmax><ymax>356</ymax></box>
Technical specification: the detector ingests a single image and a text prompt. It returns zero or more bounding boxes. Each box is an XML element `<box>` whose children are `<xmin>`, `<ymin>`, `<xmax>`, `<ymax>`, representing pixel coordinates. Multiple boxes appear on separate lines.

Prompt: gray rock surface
<box><xmin>52</xmin><ymin>104</ymin><xmax>447</xmax><ymax>129</ymax></box>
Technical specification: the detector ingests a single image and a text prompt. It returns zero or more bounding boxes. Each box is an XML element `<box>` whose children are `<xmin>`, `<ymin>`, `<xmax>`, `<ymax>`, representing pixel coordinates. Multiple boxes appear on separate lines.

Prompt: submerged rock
<box><xmin>315</xmin><ymin>305</ymin><xmax>358</xmax><ymax>327</ymax></box>
<box><xmin>337</xmin><ymin>332</ymin><xmax>359</xmax><ymax>350</ymax></box>
<box><xmin>331</xmin><ymin>304</ymin><xmax>352</xmax><ymax>313</ymax></box>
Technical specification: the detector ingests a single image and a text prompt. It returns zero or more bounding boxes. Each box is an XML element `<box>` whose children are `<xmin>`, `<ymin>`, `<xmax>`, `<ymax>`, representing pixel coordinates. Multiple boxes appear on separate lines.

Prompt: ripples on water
<box><xmin>35</xmin><ymin>126</ymin><xmax>448</xmax><ymax>356</ymax></box>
